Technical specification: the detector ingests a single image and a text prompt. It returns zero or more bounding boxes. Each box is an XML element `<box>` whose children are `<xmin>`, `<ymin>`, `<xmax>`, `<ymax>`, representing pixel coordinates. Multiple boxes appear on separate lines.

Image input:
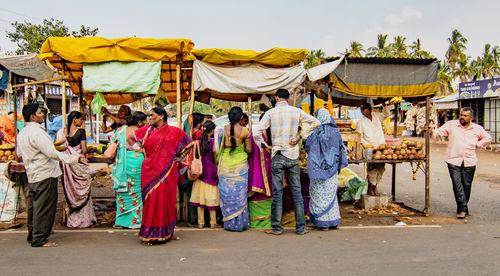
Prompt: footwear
<box><xmin>456</xmin><ymin>212</ymin><xmax>466</xmax><ymax>219</ymax></box>
<box><xmin>297</xmin><ymin>229</ymin><xmax>310</xmax><ymax>235</ymax></box>
<box><xmin>210</xmin><ymin>224</ymin><xmax>222</xmax><ymax>229</ymax></box>
<box><xmin>197</xmin><ymin>224</ymin><xmax>203</xmax><ymax>229</ymax></box>
<box><xmin>264</xmin><ymin>229</ymin><xmax>282</xmax><ymax>235</ymax></box>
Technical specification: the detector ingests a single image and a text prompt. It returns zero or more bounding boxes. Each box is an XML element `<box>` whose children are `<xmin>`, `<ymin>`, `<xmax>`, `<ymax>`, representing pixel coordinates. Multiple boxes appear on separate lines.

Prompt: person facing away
<box><xmin>214</xmin><ymin>106</ymin><xmax>253</xmax><ymax>231</ymax></box>
<box><xmin>55</xmin><ymin>111</ymin><xmax>96</xmax><ymax>228</ymax></box>
<box><xmin>356</xmin><ymin>102</ymin><xmax>389</xmax><ymax>196</ymax></box>
<box><xmin>255</xmin><ymin>88</ymin><xmax>321</xmax><ymax>235</ymax></box>
<box><xmin>189</xmin><ymin>121</ymin><xmax>221</xmax><ymax>228</ymax></box>
<box><xmin>17</xmin><ymin>103</ymin><xmax>87</xmax><ymax>247</ymax></box>
<box><xmin>433</xmin><ymin>107</ymin><xmax>491</xmax><ymax>219</ymax></box>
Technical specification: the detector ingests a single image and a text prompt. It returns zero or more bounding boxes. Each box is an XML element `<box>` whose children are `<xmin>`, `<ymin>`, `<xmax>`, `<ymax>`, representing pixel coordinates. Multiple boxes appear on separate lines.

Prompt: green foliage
<box><xmin>6</xmin><ymin>18</ymin><xmax>99</xmax><ymax>55</ymax></box>
<box><xmin>305</xmin><ymin>49</ymin><xmax>325</xmax><ymax>68</ymax></box>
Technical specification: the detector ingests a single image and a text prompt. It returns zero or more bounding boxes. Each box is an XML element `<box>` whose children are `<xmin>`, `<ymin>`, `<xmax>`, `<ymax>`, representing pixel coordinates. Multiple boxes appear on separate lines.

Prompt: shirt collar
<box><xmin>26</xmin><ymin>122</ymin><xmax>45</xmax><ymax>130</ymax></box>
<box><xmin>276</xmin><ymin>101</ymin><xmax>288</xmax><ymax>107</ymax></box>
<box><xmin>456</xmin><ymin>121</ymin><xmax>473</xmax><ymax>130</ymax></box>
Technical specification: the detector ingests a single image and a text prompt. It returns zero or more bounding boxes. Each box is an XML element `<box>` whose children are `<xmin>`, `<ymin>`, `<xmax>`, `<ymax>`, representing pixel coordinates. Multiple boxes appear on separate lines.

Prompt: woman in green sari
<box><xmin>111</xmin><ymin>112</ymin><xmax>148</xmax><ymax>229</ymax></box>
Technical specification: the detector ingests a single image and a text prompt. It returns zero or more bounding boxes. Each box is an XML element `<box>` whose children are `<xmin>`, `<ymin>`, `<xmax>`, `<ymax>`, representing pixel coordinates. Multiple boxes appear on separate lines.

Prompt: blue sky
<box><xmin>1</xmin><ymin>0</ymin><xmax>499</xmax><ymax>60</ymax></box>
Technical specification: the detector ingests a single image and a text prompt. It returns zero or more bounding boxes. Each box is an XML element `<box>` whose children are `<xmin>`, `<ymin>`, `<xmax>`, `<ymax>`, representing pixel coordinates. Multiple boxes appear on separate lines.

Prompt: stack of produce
<box><xmin>372</xmin><ymin>140</ymin><xmax>425</xmax><ymax>160</ymax></box>
<box><xmin>0</xmin><ymin>144</ymin><xmax>16</xmax><ymax>161</ymax></box>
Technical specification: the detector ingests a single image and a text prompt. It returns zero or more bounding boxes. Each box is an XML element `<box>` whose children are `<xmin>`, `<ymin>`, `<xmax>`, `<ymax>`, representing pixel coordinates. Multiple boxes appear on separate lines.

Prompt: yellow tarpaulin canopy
<box><xmin>191</xmin><ymin>48</ymin><xmax>308</xmax><ymax>67</ymax></box>
<box><xmin>40</xmin><ymin>37</ymin><xmax>195</xmax><ymax>105</ymax></box>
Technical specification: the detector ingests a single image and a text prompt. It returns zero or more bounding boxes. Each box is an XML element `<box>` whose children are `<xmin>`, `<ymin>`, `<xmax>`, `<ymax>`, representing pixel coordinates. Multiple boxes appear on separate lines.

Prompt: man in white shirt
<box><xmin>356</xmin><ymin>102</ymin><xmax>389</xmax><ymax>196</ymax></box>
<box><xmin>17</xmin><ymin>103</ymin><xmax>87</xmax><ymax>247</ymax></box>
<box><xmin>255</xmin><ymin>89</ymin><xmax>320</xmax><ymax>235</ymax></box>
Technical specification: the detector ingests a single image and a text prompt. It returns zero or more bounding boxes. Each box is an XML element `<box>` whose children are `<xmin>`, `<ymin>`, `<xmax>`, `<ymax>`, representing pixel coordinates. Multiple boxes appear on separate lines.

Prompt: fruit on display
<box><xmin>373</xmin><ymin>140</ymin><xmax>425</xmax><ymax>160</ymax></box>
<box><xmin>0</xmin><ymin>146</ymin><xmax>17</xmax><ymax>162</ymax></box>
<box><xmin>53</xmin><ymin>140</ymin><xmax>65</xmax><ymax>146</ymax></box>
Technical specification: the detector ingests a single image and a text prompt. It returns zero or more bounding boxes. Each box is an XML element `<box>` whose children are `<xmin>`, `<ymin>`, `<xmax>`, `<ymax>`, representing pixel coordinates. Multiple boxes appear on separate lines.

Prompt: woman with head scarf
<box><xmin>305</xmin><ymin>108</ymin><xmax>348</xmax><ymax>230</ymax></box>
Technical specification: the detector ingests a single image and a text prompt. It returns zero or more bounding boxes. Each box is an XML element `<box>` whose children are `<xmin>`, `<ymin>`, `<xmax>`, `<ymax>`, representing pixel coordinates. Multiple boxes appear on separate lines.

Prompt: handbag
<box><xmin>103</xmin><ymin>140</ymin><xmax>118</xmax><ymax>159</ymax></box>
<box><xmin>187</xmin><ymin>141</ymin><xmax>203</xmax><ymax>181</ymax></box>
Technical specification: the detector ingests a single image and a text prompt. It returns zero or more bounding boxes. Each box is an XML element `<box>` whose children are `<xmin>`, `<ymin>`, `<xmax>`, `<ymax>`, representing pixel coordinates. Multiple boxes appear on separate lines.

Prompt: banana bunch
<box><xmin>389</xmin><ymin>97</ymin><xmax>403</xmax><ymax>104</ymax></box>
<box><xmin>0</xmin><ymin>144</ymin><xmax>14</xmax><ymax>150</ymax></box>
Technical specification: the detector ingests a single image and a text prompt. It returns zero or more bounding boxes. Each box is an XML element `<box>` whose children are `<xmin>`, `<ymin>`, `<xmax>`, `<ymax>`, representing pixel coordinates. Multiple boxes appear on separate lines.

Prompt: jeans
<box><xmin>270</xmin><ymin>152</ymin><xmax>305</xmax><ymax>234</ymax></box>
<box><xmin>27</xmin><ymin>177</ymin><xmax>58</xmax><ymax>247</ymax></box>
<box><xmin>447</xmin><ymin>163</ymin><xmax>476</xmax><ymax>214</ymax></box>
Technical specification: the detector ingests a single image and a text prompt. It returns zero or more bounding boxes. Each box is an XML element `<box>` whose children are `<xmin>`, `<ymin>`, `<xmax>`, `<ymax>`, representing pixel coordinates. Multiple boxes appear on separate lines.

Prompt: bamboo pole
<box><xmin>327</xmin><ymin>87</ymin><xmax>332</xmax><ymax>100</ymax></box>
<box><xmin>176</xmin><ymin>64</ymin><xmax>182</xmax><ymax>128</ymax></box>
<box><xmin>292</xmin><ymin>87</ymin><xmax>298</xmax><ymax>106</ymax></box>
<box><xmin>424</xmin><ymin>96</ymin><xmax>431</xmax><ymax>214</ymax></box>
<box><xmin>189</xmin><ymin>83</ymin><xmax>195</xmax><ymax>115</ymax></box>
<box><xmin>61</xmin><ymin>77</ymin><xmax>67</xmax><ymax>128</ymax></box>
<box><xmin>247</xmin><ymin>95</ymin><xmax>252</xmax><ymax>132</ymax></box>
<box><xmin>11</xmin><ymin>76</ymin><xmax>67</xmax><ymax>88</ymax></box>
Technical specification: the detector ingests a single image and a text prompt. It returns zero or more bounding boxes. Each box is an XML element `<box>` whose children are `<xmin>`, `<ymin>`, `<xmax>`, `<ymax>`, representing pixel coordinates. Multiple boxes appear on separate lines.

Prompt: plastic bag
<box><xmin>340</xmin><ymin>177</ymin><xmax>368</xmax><ymax>202</ymax></box>
<box><xmin>90</xmin><ymin>92</ymin><xmax>108</xmax><ymax>115</ymax></box>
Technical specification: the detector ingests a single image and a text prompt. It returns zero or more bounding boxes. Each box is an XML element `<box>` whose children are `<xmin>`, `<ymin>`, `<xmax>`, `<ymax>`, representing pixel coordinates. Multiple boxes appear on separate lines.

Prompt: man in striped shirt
<box><xmin>255</xmin><ymin>89</ymin><xmax>320</xmax><ymax>235</ymax></box>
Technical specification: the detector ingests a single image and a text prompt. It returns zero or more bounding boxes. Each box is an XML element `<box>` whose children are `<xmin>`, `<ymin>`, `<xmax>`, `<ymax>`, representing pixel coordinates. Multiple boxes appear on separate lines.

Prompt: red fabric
<box><xmin>135</xmin><ymin>124</ymin><xmax>192</xmax><ymax>241</ymax></box>
<box><xmin>192</xmin><ymin>129</ymin><xmax>203</xmax><ymax>141</ymax></box>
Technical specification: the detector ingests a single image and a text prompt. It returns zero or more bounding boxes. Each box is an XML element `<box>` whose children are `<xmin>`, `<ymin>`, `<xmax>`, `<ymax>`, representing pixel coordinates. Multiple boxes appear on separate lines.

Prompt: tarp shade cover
<box><xmin>191</xmin><ymin>48</ymin><xmax>307</xmax><ymax>67</ymax></box>
<box><xmin>0</xmin><ymin>53</ymin><xmax>57</xmax><ymax>81</ymax></box>
<box><xmin>306</xmin><ymin>59</ymin><xmax>342</xmax><ymax>82</ymax></box>
<box><xmin>193</xmin><ymin>60</ymin><xmax>307</xmax><ymax>95</ymax></box>
<box><xmin>330</xmin><ymin>61</ymin><xmax>439</xmax><ymax>98</ymax></box>
<box><xmin>40</xmin><ymin>37</ymin><xmax>195</xmax><ymax>64</ymax></box>
<box><xmin>40</xmin><ymin>37</ymin><xmax>194</xmax><ymax>105</ymax></box>
<box><xmin>83</xmin><ymin>61</ymin><xmax>161</xmax><ymax>95</ymax></box>
<box><xmin>433</xmin><ymin>93</ymin><xmax>459</xmax><ymax>109</ymax></box>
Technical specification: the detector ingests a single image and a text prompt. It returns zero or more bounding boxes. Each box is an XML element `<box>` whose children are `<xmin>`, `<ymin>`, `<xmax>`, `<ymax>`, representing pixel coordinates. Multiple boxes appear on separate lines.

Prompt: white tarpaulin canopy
<box><xmin>193</xmin><ymin>59</ymin><xmax>342</xmax><ymax>95</ymax></box>
<box><xmin>0</xmin><ymin>53</ymin><xmax>57</xmax><ymax>81</ymax></box>
<box><xmin>433</xmin><ymin>93</ymin><xmax>459</xmax><ymax>110</ymax></box>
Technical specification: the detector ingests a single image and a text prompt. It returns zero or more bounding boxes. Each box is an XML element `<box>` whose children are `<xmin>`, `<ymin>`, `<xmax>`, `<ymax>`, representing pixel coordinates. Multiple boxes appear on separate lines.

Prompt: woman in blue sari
<box><xmin>305</xmin><ymin>108</ymin><xmax>348</xmax><ymax>230</ymax></box>
<box><xmin>111</xmin><ymin>112</ymin><xmax>148</xmax><ymax>229</ymax></box>
<box><xmin>214</xmin><ymin>107</ymin><xmax>252</xmax><ymax>231</ymax></box>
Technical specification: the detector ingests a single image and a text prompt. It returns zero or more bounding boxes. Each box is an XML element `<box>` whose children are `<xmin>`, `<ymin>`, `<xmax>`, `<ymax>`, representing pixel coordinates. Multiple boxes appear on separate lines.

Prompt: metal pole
<box><xmin>176</xmin><ymin>64</ymin><xmax>182</xmax><ymax>128</ymax></box>
<box><xmin>424</xmin><ymin>96</ymin><xmax>431</xmax><ymax>214</ymax></box>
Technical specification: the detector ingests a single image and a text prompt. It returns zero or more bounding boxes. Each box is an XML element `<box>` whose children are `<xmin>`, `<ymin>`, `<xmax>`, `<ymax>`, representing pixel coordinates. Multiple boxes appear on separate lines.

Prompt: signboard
<box><xmin>459</xmin><ymin>78</ymin><xmax>500</xmax><ymax>99</ymax></box>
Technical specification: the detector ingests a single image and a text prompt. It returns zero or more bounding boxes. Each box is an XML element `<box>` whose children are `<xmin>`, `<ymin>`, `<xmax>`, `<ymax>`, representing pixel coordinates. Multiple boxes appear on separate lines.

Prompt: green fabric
<box><xmin>249</xmin><ymin>198</ymin><xmax>272</xmax><ymax>229</ymax></box>
<box><xmin>90</xmin><ymin>92</ymin><xmax>108</xmax><ymax>115</ymax></box>
<box><xmin>220</xmin><ymin>144</ymin><xmax>248</xmax><ymax>168</ymax></box>
<box><xmin>83</xmin><ymin>61</ymin><xmax>161</xmax><ymax>95</ymax></box>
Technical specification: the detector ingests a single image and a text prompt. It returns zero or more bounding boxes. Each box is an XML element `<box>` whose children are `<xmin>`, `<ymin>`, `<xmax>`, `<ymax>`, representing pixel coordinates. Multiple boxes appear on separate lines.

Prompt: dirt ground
<box><xmin>2</xmin><ymin>137</ymin><xmax>498</xmax><ymax>231</ymax></box>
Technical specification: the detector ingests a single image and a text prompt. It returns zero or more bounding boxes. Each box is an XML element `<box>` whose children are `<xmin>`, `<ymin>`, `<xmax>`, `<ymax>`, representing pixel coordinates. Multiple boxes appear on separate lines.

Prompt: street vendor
<box><xmin>101</xmin><ymin>105</ymin><xmax>132</xmax><ymax>134</ymax></box>
<box><xmin>356</xmin><ymin>102</ymin><xmax>389</xmax><ymax>196</ymax></box>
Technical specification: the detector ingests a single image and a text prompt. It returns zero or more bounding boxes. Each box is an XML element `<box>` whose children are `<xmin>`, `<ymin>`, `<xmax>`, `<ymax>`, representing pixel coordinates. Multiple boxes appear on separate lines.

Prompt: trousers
<box><xmin>27</xmin><ymin>177</ymin><xmax>58</xmax><ymax>247</ymax></box>
<box><xmin>447</xmin><ymin>163</ymin><xmax>475</xmax><ymax>214</ymax></box>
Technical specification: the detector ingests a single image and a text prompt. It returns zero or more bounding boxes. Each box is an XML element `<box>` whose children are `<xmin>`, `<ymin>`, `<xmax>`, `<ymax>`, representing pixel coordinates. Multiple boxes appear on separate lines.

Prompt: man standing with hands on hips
<box><xmin>434</xmin><ymin>107</ymin><xmax>491</xmax><ymax>219</ymax></box>
<box><xmin>17</xmin><ymin>103</ymin><xmax>88</xmax><ymax>247</ymax></box>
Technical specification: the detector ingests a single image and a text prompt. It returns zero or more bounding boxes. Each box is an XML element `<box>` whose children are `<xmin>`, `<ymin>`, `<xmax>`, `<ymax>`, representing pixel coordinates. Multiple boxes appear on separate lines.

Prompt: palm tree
<box><xmin>367</xmin><ymin>34</ymin><xmax>391</xmax><ymax>57</ymax></box>
<box><xmin>390</xmin><ymin>35</ymin><xmax>408</xmax><ymax>58</ymax></box>
<box><xmin>437</xmin><ymin>61</ymin><xmax>454</xmax><ymax>96</ymax></box>
<box><xmin>346</xmin><ymin>41</ymin><xmax>365</xmax><ymax>57</ymax></box>
<box><xmin>453</xmin><ymin>53</ymin><xmax>473</xmax><ymax>82</ymax></box>
<box><xmin>476</xmin><ymin>44</ymin><xmax>500</xmax><ymax>79</ymax></box>
<box><xmin>446</xmin><ymin>29</ymin><xmax>468</xmax><ymax>71</ymax></box>
<box><xmin>305</xmin><ymin>49</ymin><xmax>326</xmax><ymax>68</ymax></box>
<box><xmin>409</xmin><ymin>38</ymin><xmax>431</xmax><ymax>58</ymax></box>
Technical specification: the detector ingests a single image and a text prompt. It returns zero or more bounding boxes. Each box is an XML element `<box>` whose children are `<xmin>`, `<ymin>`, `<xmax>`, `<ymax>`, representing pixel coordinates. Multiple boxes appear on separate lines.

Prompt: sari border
<box><xmin>223</xmin><ymin>206</ymin><xmax>247</xmax><ymax>222</ymax></box>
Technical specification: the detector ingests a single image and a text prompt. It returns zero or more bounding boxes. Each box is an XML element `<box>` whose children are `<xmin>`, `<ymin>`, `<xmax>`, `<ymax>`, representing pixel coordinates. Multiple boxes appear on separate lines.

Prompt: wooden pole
<box><xmin>42</xmin><ymin>84</ymin><xmax>47</xmax><ymax>128</ymax></box>
<box><xmin>13</xmin><ymin>77</ymin><xmax>18</xmax><ymax>149</ymax></box>
<box><xmin>61</xmin><ymin>72</ymin><xmax>67</xmax><ymax>128</ymax></box>
<box><xmin>393</xmin><ymin>103</ymin><xmax>399</xmax><ymax>138</ymax></box>
<box><xmin>327</xmin><ymin>87</ymin><xmax>332</xmax><ymax>101</ymax></box>
<box><xmin>11</xmin><ymin>76</ymin><xmax>67</xmax><ymax>88</ymax></box>
<box><xmin>309</xmin><ymin>90</ymin><xmax>314</xmax><ymax>115</ymax></box>
<box><xmin>247</xmin><ymin>95</ymin><xmax>252</xmax><ymax>132</ymax></box>
<box><xmin>424</xmin><ymin>96</ymin><xmax>431</xmax><ymax>214</ymax></box>
<box><xmin>79</xmin><ymin>92</ymin><xmax>84</xmax><ymax>113</ymax></box>
<box><xmin>292</xmin><ymin>87</ymin><xmax>298</xmax><ymax>106</ymax></box>
<box><xmin>176</xmin><ymin>64</ymin><xmax>182</xmax><ymax>128</ymax></box>
<box><xmin>189</xmin><ymin>83</ymin><xmax>195</xmax><ymax>115</ymax></box>
<box><xmin>391</xmin><ymin>103</ymin><xmax>399</xmax><ymax>201</ymax></box>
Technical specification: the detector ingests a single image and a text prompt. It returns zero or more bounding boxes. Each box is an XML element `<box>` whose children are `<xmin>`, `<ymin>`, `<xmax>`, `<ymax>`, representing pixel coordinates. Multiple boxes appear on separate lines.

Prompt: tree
<box><xmin>390</xmin><ymin>35</ymin><xmax>408</xmax><ymax>57</ymax></box>
<box><xmin>305</xmin><ymin>49</ymin><xmax>325</xmax><ymax>68</ymax></box>
<box><xmin>437</xmin><ymin>61</ymin><xmax>454</xmax><ymax>96</ymax></box>
<box><xmin>475</xmin><ymin>43</ymin><xmax>500</xmax><ymax>79</ymax></box>
<box><xmin>345</xmin><ymin>41</ymin><xmax>365</xmax><ymax>57</ymax></box>
<box><xmin>367</xmin><ymin>34</ymin><xmax>391</xmax><ymax>57</ymax></box>
<box><xmin>445</xmin><ymin>29</ymin><xmax>468</xmax><ymax>71</ymax></box>
<box><xmin>6</xmin><ymin>18</ymin><xmax>99</xmax><ymax>55</ymax></box>
<box><xmin>409</xmin><ymin>38</ymin><xmax>431</xmax><ymax>58</ymax></box>
<box><xmin>453</xmin><ymin>53</ymin><xmax>473</xmax><ymax>83</ymax></box>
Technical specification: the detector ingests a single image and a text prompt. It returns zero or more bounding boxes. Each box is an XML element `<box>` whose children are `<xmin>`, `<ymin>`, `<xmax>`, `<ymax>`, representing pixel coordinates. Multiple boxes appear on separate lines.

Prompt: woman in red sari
<box><xmin>129</xmin><ymin>107</ymin><xmax>193</xmax><ymax>244</ymax></box>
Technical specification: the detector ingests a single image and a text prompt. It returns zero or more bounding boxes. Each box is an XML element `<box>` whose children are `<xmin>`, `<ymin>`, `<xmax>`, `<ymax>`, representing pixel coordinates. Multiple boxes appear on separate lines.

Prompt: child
<box><xmin>189</xmin><ymin>121</ymin><xmax>221</xmax><ymax>228</ymax></box>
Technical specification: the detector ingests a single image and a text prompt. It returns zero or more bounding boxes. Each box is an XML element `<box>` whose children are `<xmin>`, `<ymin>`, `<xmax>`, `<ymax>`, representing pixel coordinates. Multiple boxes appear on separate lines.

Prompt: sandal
<box><xmin>264</xmin><ymin>229</ymin><xmax>282</xmax><ymax>235</ymax></box>
<box><xmin>42</xmin><ymin>242</ymin><xmax>58</xmax><ymax>247</ymax></box>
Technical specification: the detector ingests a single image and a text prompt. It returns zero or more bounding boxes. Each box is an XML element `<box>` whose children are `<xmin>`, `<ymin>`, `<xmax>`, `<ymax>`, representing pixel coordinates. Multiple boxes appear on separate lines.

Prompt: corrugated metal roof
<box><xmin>325</xmin><ymin>56</ymin><xmax>437</xmax><ymax>65</ymax></box>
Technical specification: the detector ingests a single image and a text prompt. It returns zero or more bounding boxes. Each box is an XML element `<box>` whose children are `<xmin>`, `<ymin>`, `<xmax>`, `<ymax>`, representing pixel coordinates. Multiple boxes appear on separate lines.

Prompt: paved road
<box><xmin>1</xmin><ymin>224</ymin><xmax>499</xmax><ymax>275</ymax></box>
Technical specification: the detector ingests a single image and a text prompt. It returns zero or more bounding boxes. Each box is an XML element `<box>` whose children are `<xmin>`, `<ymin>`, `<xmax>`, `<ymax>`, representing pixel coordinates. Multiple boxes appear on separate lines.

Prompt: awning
<box><xmin>191</xmin><ymin>48</ymin><xmax>307</xmax><ymax>67</ymax></box>
<box><xmin>433</xmin><ymin>93</ymin><xmax>458</xmax><ymax>109</ymax></box>
<box><xmin>0</xmin><ymin>53</ymin><xmax>57</xmax><ymax>81</ymax></box>
<box><xmin>40</xmin><ymin>37</ymin><xmax>195</xmax><ymax>105</ymax></box>
<box><xmin>329</xmin><ymin>59</ymin><xmax>439</xmax><ymax>98</ymax></box>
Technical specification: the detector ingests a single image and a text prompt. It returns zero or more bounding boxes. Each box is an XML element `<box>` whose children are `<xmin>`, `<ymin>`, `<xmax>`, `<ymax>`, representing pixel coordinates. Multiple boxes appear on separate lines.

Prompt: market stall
<box><xmin>315</xmin><ymin>56</ymin><xmax>440</xmax><ymax>213</ymax></box>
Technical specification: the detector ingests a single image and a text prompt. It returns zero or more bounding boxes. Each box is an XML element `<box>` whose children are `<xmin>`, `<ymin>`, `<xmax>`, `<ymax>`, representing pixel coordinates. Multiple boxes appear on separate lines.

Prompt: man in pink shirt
<box><xmin>434</xmin><ymin>107</ymin><xmax>491</xmax><ymax>219</ymax></box>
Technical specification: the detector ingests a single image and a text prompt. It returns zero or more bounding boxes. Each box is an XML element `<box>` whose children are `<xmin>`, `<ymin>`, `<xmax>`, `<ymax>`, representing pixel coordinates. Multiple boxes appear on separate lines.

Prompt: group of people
<box><xmin>15</xmin><ymin>87</ymin><xmax>491</xmax><ymax>247</ymax></box>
